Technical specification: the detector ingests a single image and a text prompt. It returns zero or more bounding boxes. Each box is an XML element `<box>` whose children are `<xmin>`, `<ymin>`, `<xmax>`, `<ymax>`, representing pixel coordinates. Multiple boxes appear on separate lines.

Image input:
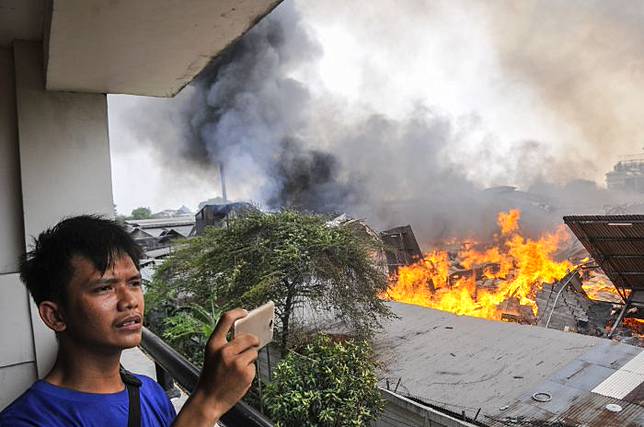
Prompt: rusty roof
<box><xmin>564</xmin><ymin>215</ymin><xmax>644</xmax><ymax>299</ymax></box>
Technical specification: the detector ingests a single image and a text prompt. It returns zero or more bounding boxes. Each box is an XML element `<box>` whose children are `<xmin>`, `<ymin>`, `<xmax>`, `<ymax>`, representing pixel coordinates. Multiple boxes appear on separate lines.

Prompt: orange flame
<box><xmin>622</xmin><ymin>318</ymin><xmax>644</xmax><ymax>335</ymax></box>
<box><xmin>383</xmin><ymin>210</ymin><xmax>573</xmax><ymax>320</ymax></box>
<box><xmin>581</xmin><ymin>280</ymin><xmax>624</xmax><ymax>303</ymax></box>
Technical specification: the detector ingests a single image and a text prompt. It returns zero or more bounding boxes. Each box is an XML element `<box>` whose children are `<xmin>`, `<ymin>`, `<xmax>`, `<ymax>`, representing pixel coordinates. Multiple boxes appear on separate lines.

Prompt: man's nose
<box><xmin>117</xmin><ymin>285</ymin><xmax>139</xmax><ymax>311</ymax></box>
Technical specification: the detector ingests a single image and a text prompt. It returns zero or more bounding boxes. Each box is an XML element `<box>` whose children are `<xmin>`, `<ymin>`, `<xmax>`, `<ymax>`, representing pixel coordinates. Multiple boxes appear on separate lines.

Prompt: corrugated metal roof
<box><xmin>485</xmin><ymin>380</ymin><xmax>644</xmax><ymax>426</ymax></box>
<box><xmin>379</xmin><ymin>302</ymin><xmax>643</xmax><ymax>426</ymax></box>
<box><xmin>564</xmin><ymin>215</ymin><xmax>644</xmax><ymax>296</ymax></box>
<box><xmin>483</xmin><ymin>348</ymin><xmax>644</xmax><ymax>426</ymax></box>
<box><xmin>126</xmin><ymin>216</ymin><xmax>195</xmax><ymax>228</ymax></box>
<box><xmin>593</xmin><ymin>351</ymin><xmax>644</xmax><ymax>399</ymax></box>
<box><xmin>144</xmin><ymin>246</ymin><xmax>172</xmax><ymax>258</ymax></box>
<box><xmin>624</xmin><ymin>382</ymin><xmax>644</xmax><ymax>405</ymax></box>
<box><xmin>378</xmin><ymin>302</ymin><xmax>602</xmax><ymax>419</ymax></box>
<box><xmin>172</xmin><ymin>225</ymin><xmax>194</xmax><ymax>237</ymax></box>
<box><xmin>558</xmin><ymin>393</ymin><xmax>643</xmax><ymax>427</ymax></box>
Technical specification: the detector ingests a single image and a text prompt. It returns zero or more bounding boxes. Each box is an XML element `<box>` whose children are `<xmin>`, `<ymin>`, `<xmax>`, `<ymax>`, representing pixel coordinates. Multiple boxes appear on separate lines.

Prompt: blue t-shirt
<box><xmin>0</xmin><ymin>374</ymin><xmax>176</xmax><ymax>426</ymax></box>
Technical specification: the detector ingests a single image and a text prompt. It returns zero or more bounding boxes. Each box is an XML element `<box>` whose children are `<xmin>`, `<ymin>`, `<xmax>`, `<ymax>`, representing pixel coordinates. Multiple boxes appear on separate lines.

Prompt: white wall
<box><xmin>14</xmin><ymin>41</ymin><xmax>115</xmax><ymax>240</ymax></box>
<box><xmin>0</xmin><ymin>46</ymin><xmax>36</xmax><ymax>410</ymax></box>
<box><xmin>0</xmin><ymin>47</ymin><xmax>24</xmax><ymax>273</ymax></box>
<box><xmin>13</xmin><ymin>40</ymin><xmax>115</xmax><ymax>380</ymax></box>
<box><xmin>0</xmin><ymin>41</ymin><xmax>116</xmax><ymax>409</ymax></box>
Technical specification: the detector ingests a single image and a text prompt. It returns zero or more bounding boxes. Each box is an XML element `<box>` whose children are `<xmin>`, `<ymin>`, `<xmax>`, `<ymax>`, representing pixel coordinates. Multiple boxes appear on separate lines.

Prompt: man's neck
<box><xmin>45</xmin><ymin>340</ymin><xmax>124</xmax><ymax>394</ymax></box>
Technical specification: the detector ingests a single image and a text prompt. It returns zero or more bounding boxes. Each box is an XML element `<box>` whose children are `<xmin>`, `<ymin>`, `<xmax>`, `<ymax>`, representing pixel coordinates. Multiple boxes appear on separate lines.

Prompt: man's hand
<box><xmin>199</xmin><ymin>308</ymin><xmax>260</xmax><ymax>416</ymax></box>
<box><xmin>172</xmin><ymin>308</ymin><xmax>260</xmax><ymax>426</ymax></box>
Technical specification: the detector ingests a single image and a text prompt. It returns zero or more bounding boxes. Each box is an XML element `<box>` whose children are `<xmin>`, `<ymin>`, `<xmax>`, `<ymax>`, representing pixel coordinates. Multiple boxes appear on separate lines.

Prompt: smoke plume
<box><xmin>110</xmin><ymin>0</ymin><xmax>644</xmax><ymax>247</ymax></box>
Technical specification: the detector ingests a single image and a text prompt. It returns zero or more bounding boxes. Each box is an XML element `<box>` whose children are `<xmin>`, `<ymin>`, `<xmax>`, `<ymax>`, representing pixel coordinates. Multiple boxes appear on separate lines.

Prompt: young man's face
<box><xmin>61</xmin><ymin>254</ymin><xmax>144</xmax><ymax>352</ymax></box>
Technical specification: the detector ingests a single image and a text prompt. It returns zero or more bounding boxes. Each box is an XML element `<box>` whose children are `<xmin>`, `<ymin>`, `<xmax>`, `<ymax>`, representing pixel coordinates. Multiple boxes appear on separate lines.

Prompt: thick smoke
<box><xmin>112</xmin><ymin>0</ymin><xmax>644</xmax><ymax>247</ymax></box>
<box><xmin>184</xmin><ymin>8</ymin><xmax>356</xmax><ymax>212</ymax></box>
<box><xmin>478</xmin><ymin>0</ymin><xmax>644</xmax><ymax>172</ymax></box>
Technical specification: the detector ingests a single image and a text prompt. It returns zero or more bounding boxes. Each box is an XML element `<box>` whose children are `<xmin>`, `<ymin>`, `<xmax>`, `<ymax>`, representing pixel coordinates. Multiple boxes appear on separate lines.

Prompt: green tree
<box><xmin>155</xmin><ymin>301</ymin><xmax>221</xmax><ymax>366</ymax></box>
<box><xmin>130</xmin><ymin>206</ymin><xmax>152</xmax><ymax>219</ymax></box>
<box><xmin>149</xmin><ymin>210</ymin><xmax>392</xmax><ymax>353</ymax></box>
<box><xmin>264</xmin><ymin>335</ymin><xmax>385</xmax><ymax>427</ymax></box>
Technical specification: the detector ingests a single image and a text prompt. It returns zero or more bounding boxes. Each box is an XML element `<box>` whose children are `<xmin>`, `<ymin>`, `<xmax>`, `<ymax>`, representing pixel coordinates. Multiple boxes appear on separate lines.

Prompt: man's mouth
<box><xmin>115</xmin><ymin>315</ymin><xmax>142</xmax><ymax>330</ymax></box>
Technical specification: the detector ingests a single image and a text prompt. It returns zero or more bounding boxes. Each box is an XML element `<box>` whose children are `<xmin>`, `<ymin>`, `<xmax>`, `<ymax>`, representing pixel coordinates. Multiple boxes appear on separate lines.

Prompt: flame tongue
<box><xmin>383</xmin><ymin>209</ymin><xmax>574</xmax><ymax>320</ymax></box>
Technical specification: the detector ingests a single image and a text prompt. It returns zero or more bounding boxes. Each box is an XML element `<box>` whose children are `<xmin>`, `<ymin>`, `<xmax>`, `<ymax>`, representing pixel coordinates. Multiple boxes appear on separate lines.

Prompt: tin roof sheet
<box><xmin>564</xmin><ymin>215</ymin><xmax>644</xmax><ymax>296</ymax></box>
<box><xmin>593</xmin><ymin>350</ymin><xmax>644</xmax><ymax>399</ymax></box>
<box><xmin>379</xmin><ymin>302</ymin><xmax>643</xmax><ymax>425</ymax></box>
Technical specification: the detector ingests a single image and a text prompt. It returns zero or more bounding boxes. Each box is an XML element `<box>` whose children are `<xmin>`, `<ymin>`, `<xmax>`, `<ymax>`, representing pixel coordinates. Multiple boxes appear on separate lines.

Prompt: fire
<box><xmin>622</xmin><ymin>318</ymin><xmax>644</xmax><ymax>335</ymax></box>
<box><xmin>497</xmin><ymin>209</ymin><xmax>520</xmax><ymax>235</ymax></box>
<box><xmin>383</xmin><ymin>209</ymin><xmax>573</xmax><ymax>320</ymax></box>
<box><xmin>581</xmin><ymin>277</ymin><xmax>624</xmax><ymax>303</ymax></box>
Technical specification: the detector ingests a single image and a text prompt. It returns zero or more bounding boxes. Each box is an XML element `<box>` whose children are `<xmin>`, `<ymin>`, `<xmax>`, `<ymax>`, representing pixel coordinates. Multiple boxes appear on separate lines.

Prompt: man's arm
<box><xmin>172</xmin><ymin>308</ymin><xmax>260</xmax><ymax>426</ymax></box>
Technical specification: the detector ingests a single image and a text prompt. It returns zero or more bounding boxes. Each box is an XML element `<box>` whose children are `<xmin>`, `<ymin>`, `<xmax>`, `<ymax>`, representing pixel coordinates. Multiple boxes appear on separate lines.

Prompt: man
<box><xmin>0</xmin><ymin>215</ymin><xmax>260</xmax><ymax>426</ymax></box>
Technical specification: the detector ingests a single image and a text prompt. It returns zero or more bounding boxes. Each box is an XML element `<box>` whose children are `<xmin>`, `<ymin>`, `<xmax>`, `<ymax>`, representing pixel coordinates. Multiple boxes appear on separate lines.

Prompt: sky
<box><xmin>109</xmin><ymin>0</ymin><xmax>644</xmax><ymax>227</ymax></box>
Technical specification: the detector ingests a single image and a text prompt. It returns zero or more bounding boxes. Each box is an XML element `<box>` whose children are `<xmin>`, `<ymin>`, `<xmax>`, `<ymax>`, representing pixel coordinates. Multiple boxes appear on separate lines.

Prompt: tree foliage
<box><xmin>161</xmin><ymin>302</ymin><xmax>221</xmax><ymax>366</ymax></box>
<box><xmin>130</xmin><ymin>206</ymin><xmax>152</xmax><ymax>219</ymax></box>
<box><xmin>148</xmin><ymin>210</ymin><xmax>392</xmax><ymax>352</ymax></box>
<box><xmin>264</xmin><ymin>335</ymin><xmax>385</xmax><ymax>427</ymax></box>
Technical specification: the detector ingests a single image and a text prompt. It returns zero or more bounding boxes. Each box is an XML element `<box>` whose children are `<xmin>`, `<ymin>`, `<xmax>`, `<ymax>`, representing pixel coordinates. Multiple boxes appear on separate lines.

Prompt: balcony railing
<box><xmin>140</xmin><ymin>327</ymin><xmax>273</xmax><ymax>427</ymax></box>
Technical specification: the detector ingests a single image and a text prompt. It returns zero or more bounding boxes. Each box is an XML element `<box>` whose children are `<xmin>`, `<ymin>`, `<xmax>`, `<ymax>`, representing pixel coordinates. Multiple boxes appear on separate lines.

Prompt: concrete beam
<box><xmin>46</xmin><ymin>0</ymin><xmax>282</xmax><ymax>97</ymax></box>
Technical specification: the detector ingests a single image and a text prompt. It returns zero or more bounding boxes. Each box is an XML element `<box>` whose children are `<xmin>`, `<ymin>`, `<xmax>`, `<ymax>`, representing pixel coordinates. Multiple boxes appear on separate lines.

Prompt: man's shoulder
<box><xmin>134</xmin><ymin>374</ymin><xmax>177</xmax><ymax>422</ymax></box>
<box><xmin>0</xmin><ymin>382</ymin><xmax>50</xmax><ymax>426</ymax></box>
<box><xmin>0</xmin><ymin>375</ymin><xmax>175</xmax><ymax>426</ymax></box>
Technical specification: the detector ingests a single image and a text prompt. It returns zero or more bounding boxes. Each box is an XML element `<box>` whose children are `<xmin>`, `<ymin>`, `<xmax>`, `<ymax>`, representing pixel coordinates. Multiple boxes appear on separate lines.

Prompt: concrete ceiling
<box><xmin>45</xmin><ymin>0</ymin><xmax>282</xmax><ymax>97</ymax></box>
<box><xmin>0</xmin><ymin>0</ymin><xmax>44</xmax><ymax>47</ymax></box>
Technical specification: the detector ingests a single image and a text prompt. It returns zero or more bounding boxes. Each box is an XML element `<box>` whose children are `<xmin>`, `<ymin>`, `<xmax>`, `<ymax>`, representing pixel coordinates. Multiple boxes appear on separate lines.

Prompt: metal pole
<box><xmin>219</xmin><ymin>162</ymin><xmax>227</xmax><ymax>202</ymax></box>
<box><xmin>155</xmin><ymin>362</ymin><xmax>180</xmax><ymax>398</ymax></box>
<box><xmin>545</xmin><ymin>271</ymin><xmax>577</xmax><ymax>329</ymax></box>
<box><xmin>256</xmin><ymin>358</ymin><xmax>264</xmax><ymax>414</ymax></box>
<box><xmin>266</xmin><ymin>345</ymin><xmax>272</xmax><ymax>381</ymax></box>
<box><xmin>608</xmin><ymin>298</ymin><xmax>631</xmax><ymax>338</ymax></box>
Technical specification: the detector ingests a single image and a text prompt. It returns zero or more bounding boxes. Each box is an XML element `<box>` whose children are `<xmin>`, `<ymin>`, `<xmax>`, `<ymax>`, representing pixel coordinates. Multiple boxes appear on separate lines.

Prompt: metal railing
<box><xmin>140</xmin><ymin>327</ymin><xmax>273</xmax><ymax>427</ymax></box>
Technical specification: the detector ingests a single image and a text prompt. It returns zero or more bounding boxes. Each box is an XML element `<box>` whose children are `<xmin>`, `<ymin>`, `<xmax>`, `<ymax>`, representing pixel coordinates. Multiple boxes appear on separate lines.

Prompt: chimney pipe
<box><xmin>219</xmin><ymin>162</ymin><xmax>227</xmax><ymax>202</ymax></box>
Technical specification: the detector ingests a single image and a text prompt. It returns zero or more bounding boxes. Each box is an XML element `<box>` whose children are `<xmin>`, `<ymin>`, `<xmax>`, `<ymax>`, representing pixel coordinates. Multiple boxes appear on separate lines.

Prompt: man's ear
<box><xmin>38</xmin><ymin>301</ymin><xmax>67</xmax><ymax>333</ymax></box>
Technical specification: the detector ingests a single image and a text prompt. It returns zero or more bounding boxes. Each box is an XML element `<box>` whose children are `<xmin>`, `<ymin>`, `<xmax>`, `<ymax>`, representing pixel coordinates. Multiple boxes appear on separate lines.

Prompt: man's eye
<box><xmin>95</xmin><ymin>286</ymin><xmax>111</xmax><ymax>293</ymax></box>
<box><xmin>130</xmin><ymin>281</ymin><xmax>142</xmax><ymax>287</ymax></box>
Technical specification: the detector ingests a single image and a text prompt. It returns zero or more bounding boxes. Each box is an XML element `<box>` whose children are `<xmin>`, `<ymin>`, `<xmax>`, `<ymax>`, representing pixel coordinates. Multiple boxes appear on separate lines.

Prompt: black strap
<box><xmin>120</xmin><ymin>367</ymin><xmax>142</xmax><ymax>427</ymax></box>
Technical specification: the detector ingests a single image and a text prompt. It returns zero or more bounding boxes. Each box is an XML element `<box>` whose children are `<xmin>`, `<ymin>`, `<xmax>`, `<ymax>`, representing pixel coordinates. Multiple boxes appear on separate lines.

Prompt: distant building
<box><xmin>606</xmin><ymin>156</ymin><xmax>644</xmax><ymax>193</ymax></box>
<box><xmin>150</xmin><ymin>205</ymin><xmax>192</xmax><ymax>218</ymax></box>
<box><xmin>194</xmin><ymin>202</ymin><xmax>257</xmax><ymax>235</ymax></box>
<box><xmin>125</xmin><ymin>215</ymin><xmax>195</xmax><ymax>251</ymax></box>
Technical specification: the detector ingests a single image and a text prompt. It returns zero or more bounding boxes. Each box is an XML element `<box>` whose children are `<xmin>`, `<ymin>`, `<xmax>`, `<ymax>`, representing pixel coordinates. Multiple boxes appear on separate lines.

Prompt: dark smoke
<box><xmin>267</xmin><ymin>139</ymin><xmax>357</xmax><ymax>211</ymax></box>
<box><xmin>178</xmin><ymin>3</ymin><xmax>357</xmax><ymax>213</ymax></box>
<box><xmin>112</xmin><ymin>1</ymin><xmax>644</xmax><ymax>248</ymax></box>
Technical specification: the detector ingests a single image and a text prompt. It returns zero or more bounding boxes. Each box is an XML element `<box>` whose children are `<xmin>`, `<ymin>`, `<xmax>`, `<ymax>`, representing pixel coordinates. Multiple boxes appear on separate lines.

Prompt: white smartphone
<box><xmin>233</xmin><ymin>301</ymin><xmax>275</xmax><ymax>349</ymax></box>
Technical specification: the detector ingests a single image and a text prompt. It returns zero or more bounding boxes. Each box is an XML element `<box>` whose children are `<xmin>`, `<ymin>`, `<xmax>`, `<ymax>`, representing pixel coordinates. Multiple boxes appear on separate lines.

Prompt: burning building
<box><xmin>381</xmin><ymin>210</ymin><xmax>643</xmax><ymax>345</ymax></box>
<box><xmin>383</xmin><ymin>210</ymin><xmax>575</xmax><ymax>321</ymax></box>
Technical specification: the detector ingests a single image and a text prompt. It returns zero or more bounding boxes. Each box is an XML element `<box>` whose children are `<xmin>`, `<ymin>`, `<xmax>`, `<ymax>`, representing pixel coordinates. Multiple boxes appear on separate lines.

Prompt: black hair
<box><xmin>19</xmin><ymin>215</ymin><xmax>143</xmax><ymax>306</ymax></box>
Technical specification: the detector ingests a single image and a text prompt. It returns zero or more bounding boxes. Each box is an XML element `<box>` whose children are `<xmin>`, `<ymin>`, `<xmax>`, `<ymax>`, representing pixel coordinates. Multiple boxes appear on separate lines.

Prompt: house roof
<box><xmin>564</xmin><ymin>215</ymin><xmax>644</xmax><ymax>300</ymax></box>
<box><xmin>377</xmin><ymin>302</ymin><xmax>643</xmax><ymax>426</ymax></box>
<box><xmin>171</xmin><ymin>225</ymin><xmax>195</xmax><ymax>237</ymax></box>
<box><xmin>126</xmin><ymin>215</ymin><xmax>195</xmax><ymax>229</ymax></box>
<box><xmin>144</xmin><ymin>246</ymin><xmax>172</xmax><ymax>259</ymax></box>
